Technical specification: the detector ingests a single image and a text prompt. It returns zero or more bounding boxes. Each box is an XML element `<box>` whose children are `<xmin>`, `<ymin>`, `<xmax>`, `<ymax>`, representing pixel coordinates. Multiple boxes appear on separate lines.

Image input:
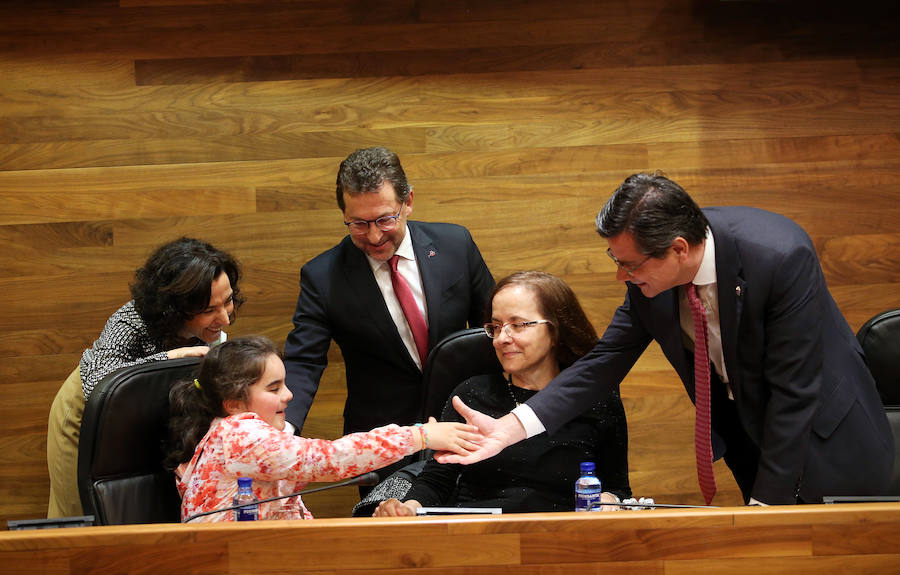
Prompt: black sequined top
<box><xmin>404</xmin><ymin>373</ymin><xmax>631</xmax><ymax>512</ymax></box>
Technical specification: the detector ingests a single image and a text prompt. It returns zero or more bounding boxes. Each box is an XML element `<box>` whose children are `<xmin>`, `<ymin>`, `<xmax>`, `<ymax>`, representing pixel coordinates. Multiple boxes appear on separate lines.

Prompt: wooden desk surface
<box><xmin>2</xmin><ymin>503</ymin><xmax>899</xmax><ymax>574</ymax></box>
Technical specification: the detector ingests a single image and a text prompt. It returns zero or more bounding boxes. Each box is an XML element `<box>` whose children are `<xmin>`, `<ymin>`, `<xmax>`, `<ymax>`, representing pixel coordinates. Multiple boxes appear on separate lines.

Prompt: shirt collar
<box><xmin>692</xmin><ymin>227</ymin><xmax>716</xmax><ymax>286</ymax></box>
<box><xmin>366</xmin><ymin>224</ymin><xmax>414</xmax><ymax>272</ymax></box>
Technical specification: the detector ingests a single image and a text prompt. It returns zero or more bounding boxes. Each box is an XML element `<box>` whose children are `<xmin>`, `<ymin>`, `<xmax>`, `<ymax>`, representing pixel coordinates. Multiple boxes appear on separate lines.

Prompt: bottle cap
<box><xmin>580</xmin><ymin>461</ymin><xmax>595</xmax><ymax>473</ymax></box>
<box><xmin>237</xmin><ymin>477</ymin><xmax>253</xmax><ymax>488</ymax></box>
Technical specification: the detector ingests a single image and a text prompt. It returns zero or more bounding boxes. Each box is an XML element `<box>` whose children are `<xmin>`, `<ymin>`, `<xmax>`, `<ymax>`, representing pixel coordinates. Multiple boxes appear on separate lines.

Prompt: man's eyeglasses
<box><xmin>344</xmin><ymin>205</ymin><xmax>403</xmax><ymax>235</ymax></box>
<box><xmin>483</xmin><ymin>319</ymin><xmax>551</xmax><ymax>339</ymax></box>
<box><xmin>606</xmin><ymin>248</ymin><xmax>652</xmax><ymax>276</ymax></box>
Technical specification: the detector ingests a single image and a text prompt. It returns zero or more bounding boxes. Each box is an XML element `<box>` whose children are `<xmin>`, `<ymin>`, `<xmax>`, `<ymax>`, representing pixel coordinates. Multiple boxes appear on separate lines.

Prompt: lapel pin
<box><xmin>735</xmin><ymin>285</ymin><xmax>742</xmax><ymax>297</ymax></box>
<box><xmin>428</xmin><ymin>250</ymin><xmax>436</xmax><ymax>258</ymax></box>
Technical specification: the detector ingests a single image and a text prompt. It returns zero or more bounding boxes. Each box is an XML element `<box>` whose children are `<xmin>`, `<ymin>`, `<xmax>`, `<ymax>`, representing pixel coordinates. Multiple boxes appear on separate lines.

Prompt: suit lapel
<box><xmin>339</xmin><ymin>240</ymin><xmax>410</xmax><ymax>356</ymax></box>
<box><xmin>649</xmin><ymin>286</ymin><xmax>695</xmax><ymax>395</ymax></box>
<box><xmin>706</xmin><ymin>211</ymin><xmax>745</xmax><ymax>392</ymax></box>
<box><xmin>409</xmin><ymin>222</ymin><xmax>442</xmax><ymax>346</ymax></box>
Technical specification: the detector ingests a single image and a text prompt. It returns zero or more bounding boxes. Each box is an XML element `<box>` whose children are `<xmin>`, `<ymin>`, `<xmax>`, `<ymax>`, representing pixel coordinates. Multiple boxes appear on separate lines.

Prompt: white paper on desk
<box><xmin>415</xmin><ymin>507</ymin><xmax>502</xmax><ymax>515</ymax></box>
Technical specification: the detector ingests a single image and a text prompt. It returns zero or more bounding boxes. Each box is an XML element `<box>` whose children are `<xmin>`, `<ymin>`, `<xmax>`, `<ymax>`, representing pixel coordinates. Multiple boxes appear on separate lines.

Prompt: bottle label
<box><xmin>235</xmin><ymin>505</ymin><xmax>259</xmax><ymax>521</ymax></box>
<box><xmin>575</xmin><ymin>491</ymin><xmax>602</xmax><ymax>512</ymax></box>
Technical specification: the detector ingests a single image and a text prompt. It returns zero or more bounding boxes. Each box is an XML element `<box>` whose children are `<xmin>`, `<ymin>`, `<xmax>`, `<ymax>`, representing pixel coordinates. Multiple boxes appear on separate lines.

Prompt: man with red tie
<box><xmin>439</xmin><ymin>172</ymin><xmax>893</xmax><ymax>505</ymax></box>
<box><xmin>283</xmin><ymin>147</ymin><xmax>494</xmax><ymax>486</ymax></box>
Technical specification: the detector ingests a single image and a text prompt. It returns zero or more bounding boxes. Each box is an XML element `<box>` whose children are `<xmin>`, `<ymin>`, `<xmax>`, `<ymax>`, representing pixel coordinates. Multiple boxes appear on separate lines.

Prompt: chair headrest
<box><xmin>421</xmin><ymin>328</ymin><xmax>502</xmax><ymax>420</ymax></box>
<box><xmin>857</xmin><ymin>309</ymin><xmax>900</xmax><ymax>405</ymax></box>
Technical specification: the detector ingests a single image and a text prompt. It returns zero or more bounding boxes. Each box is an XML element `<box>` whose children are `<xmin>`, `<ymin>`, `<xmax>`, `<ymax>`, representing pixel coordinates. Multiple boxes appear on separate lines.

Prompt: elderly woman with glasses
<box><xmin>374</xmin><ymin>271</ymin><xmax>630</xmax><ymax>515</ymax></box>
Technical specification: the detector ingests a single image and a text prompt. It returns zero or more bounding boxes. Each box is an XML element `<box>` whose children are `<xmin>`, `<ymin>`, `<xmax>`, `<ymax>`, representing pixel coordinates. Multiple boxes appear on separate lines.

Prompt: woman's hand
<box><xmin>167</xmin><ymin>345</ymin><xmax>210</xmax><ymax>359</ymax></box>
<box><xmin>420</xmin><ymin>416</ymin><xmax>482</xmax><ymax>456</ymax></box>
<box><xmin>596</xmin><ymin>492</ymin><xmax>622</xmax><ymax>512</ymax></box>
<box><xmin>372</xmin><ymin>498</ymin><xmax>421</xmax><ymax>517</ymax></box>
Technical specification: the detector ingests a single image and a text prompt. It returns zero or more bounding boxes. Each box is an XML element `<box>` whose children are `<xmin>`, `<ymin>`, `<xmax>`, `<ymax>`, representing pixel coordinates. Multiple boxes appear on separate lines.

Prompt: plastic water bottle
<box><xmin>233</xmin><ymin>477</ymin><xmax>259</xmax><ymax>521</ymax></box>
<box><xmin>575</xmin><ymin>461</ymin><xmax>602</xmax><ymax>511</ymax></box>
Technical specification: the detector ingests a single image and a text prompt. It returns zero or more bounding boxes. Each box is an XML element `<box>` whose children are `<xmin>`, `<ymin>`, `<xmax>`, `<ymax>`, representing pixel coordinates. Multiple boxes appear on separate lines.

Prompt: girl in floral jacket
<box><xmin>167</xmin><ymin>335</ymin><xmax>480</xmax><ymax>521</ymax></box>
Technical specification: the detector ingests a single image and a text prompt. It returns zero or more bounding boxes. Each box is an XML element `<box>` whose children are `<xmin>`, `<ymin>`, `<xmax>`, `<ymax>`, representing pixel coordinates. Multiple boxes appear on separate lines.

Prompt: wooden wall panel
<box><xmin>1</xmin><ymin>0</ymin><xmax>898</xmax><ymax>525</ymax></box>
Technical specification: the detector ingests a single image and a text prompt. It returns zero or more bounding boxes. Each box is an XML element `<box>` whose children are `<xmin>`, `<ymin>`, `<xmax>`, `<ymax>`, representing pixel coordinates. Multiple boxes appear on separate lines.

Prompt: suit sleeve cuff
<box><xmin>511</xmin><ymin>405</ymin><xmax>545</xmax><ymax>438</ymax></box>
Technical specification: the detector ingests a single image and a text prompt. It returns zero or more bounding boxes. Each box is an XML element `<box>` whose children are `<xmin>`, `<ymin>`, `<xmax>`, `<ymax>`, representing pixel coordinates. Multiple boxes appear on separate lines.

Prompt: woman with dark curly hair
<box><xmin>47</xmin><ymin>236</ymin><xmax>244</xmax><ymax>518</ymax></box>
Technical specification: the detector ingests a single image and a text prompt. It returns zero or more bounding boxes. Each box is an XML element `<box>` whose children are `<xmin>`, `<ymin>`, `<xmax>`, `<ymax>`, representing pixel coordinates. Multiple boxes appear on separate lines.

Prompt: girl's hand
<box><xmin>421</xmin><ymin>417</ymin><xmax>482</xmax><ymax>456</ymax></box>
<box><xmin>167</xmin><ymin>345</ymin><xmax>210</xmax><ymax>359</ymax></box>
<box><xmin>372</xmin><ymin>498</ymin><xmax>421</xmax><ymax>517</ymax></box>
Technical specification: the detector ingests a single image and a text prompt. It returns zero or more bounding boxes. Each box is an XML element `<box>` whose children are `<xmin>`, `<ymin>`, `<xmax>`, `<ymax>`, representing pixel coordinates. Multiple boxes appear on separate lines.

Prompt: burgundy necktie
<box><xmin>389</xmin><ymin>255</ymin><xmax>429</xmax><ymax>367</ymax></box>
<box><xmin>687</xmin><ymin>284</ymin><xmax>717</xmax><ymax>505</ymax></box>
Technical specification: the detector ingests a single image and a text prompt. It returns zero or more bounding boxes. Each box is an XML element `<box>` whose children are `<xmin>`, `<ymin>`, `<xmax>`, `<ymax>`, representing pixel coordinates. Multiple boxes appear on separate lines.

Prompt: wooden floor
<box><xmin>1</xmin><ymin>0</ymin><xmax>899</xmax><ymax>526</ymax></box>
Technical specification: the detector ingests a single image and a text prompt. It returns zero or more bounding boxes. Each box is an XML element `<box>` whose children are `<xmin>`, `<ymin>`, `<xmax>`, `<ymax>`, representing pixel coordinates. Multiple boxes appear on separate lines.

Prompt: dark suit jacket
<box><xmin>284</xmin><ymin>220</ymin><xmax>495</xmax><ymax>435</ymax></box>
<box><xmin>528</xmin><ymin>207</ymin><xmax>894</xmax><ymax>504</ymax></box>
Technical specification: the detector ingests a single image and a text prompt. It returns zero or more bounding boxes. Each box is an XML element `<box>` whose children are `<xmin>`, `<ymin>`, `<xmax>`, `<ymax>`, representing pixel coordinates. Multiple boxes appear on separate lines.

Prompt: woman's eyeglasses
<box><xmin>483</xmin><ymin>319</ymin><xmax>551</xmax><ymax>339</ymax></box>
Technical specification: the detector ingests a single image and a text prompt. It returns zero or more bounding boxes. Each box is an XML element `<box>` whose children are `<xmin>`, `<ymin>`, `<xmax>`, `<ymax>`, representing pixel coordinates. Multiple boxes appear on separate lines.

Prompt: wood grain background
<box><xmin>1</xmin><ymin>0</ymin><xmax>898</xmax><ymax>525</ymax></box>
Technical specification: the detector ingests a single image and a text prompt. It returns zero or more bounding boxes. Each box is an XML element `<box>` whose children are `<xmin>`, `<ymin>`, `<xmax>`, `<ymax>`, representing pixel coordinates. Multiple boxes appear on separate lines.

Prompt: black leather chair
<box><xmin>78</xmin><ymin>357</ymin><xmax>200</xmax><ymax>525</ymax></box>
<box><xmin>857</xmin><ymin>309</ymin><xmax>900</xmax><ymax>494</ymax></box>
<box><xmin>419</xmin><ymin>327</ymin><xmax>502</xmax><ymax>421</ymax></box>
<box><xmin>353</xmin><ymin>328</ymin><xmax>502</xmax><ymax>516</ymax></box>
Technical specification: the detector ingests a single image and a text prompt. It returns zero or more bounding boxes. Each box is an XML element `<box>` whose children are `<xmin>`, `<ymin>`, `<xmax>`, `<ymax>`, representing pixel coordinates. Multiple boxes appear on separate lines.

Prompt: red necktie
<box><xmin>389</xmin><ymin>255</ymin><xmax>429</xmax><ymax>367</ymax></box>
<box><xmin>687</xmin><ymin>284</ymin><xmax>717</xmax><ymax>505</ymax></box>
